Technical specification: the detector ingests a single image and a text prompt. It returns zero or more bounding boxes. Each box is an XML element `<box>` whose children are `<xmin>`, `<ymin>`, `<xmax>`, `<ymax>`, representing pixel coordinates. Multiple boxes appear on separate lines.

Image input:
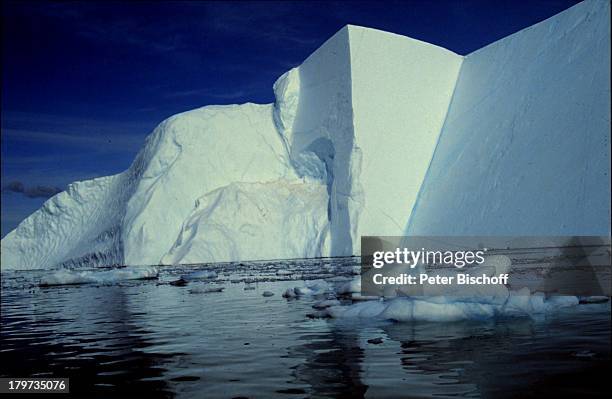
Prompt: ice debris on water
<box><xmin>283</xmin><ymin>280</ymin><xmax>332</xmax><ymax>298</ymax></box>
<box><xmin>39</xmin><ymin>267</ymin><xmax>158</xmax><ymax>287</ymax></box>
<box><xmin>181</xmin><ymin>270</ymin><xmax>217</xmax><ymax>280</ymax></box>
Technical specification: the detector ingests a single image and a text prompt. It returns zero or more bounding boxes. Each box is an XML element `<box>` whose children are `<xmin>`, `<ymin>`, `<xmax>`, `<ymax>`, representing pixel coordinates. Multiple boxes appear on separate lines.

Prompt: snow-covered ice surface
<box><xmin>1</xmin><ymin>0</ymin><xmax>610</xmax><ymax>270</ymax></box>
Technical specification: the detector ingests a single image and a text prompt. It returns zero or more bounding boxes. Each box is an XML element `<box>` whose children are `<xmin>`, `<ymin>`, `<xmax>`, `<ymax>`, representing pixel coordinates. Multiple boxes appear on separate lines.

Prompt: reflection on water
<box><xmin>1</xmin><ymin>258</ymin><xmax>610</xmax><ymax>398</ymax></box>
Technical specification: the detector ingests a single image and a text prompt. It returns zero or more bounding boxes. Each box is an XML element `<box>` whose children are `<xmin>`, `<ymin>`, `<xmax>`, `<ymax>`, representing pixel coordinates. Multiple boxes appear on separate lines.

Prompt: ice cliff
<box><xmin>1</xmin><ymin>0</ymin><xmax>610</xmax><ymax>270</ymax></box>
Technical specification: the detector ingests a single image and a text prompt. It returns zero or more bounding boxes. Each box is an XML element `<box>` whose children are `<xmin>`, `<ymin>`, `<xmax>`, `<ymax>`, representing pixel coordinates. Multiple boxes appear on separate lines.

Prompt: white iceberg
<box><xmin>1</xmin><ymin>0</ymin><xmax>609</xmax><ymax>270</ymax></box>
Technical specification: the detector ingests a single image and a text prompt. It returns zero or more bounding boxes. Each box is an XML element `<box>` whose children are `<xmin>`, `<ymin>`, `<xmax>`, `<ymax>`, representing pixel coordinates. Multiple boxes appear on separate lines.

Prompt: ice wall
<box><xmin>408</xmin><ymin>0</ymin><xmax>611</xmax><ymax>235</ymax></box>
<box><xmin>348</xmin><ymin>26</ymin><xmax>462</xmax><ymax>251</ymax></box>
<box><xmin>274</xmin><ymin>27</ymin><xmax>356</xmax><ymax>257</ymax></box>
<box><xmin>276</xmin><ymin>26</ymin><xmax>462</xmax><ymax>256</ymax></box>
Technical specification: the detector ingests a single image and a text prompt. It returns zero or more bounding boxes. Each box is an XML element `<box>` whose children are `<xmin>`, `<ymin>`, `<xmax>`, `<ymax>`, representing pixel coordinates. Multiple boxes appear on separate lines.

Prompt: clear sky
<box><xmin>1</xmin><ymin>0</ymin><xmax>581</xmax><ymax>237</ymax></box>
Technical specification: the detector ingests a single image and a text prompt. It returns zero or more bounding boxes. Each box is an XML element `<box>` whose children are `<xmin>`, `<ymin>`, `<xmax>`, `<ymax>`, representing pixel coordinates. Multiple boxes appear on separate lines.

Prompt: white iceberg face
<box><xmin>0</xmin><ymin>173</ymin><xmax>135</xmax><ymax>270</ymax></box>
<box><xmin>1</xmin><ymin>0</ymin><xmax>609</xmax><ymax>270</ymax></box>
<box><xmin>406</xmin><ymin>0</ymin><xmax>611</xmax><ymax>236</ymax></box>
<box><xmin>160</xmin><ymin>179</ymin><xmax>330</xmax><ymax>264</ymax></box>
<box><xmin>2</xmin><ymin>103</ymin><xmax>300</xmax><ymax>270</ymax></box>
<box><xmin>121</xmin><ymin>103</ymin><xmax>297</xmax><ymax>266</ymax></box>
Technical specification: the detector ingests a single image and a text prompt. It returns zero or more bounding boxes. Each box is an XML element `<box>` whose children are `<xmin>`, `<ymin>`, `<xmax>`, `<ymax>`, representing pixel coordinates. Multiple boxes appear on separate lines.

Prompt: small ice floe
<box><xmin>39</xmin><ymin>266</ymin><xmax>158</xmax><ymax>287</ymax></box>
<box><xmin>322</xmin><ymin>289</ymin><xmax>580</xmax><ymax>322</ymax></box>
<box><xmin>276</xmin><ymin>270</ymin><xmax>293</xmax><ymax>276</ymax></box>
<box><xmin>283</xmin><ymin>281</ymin><xmax>332</xmax><ymax>298</ymax></box>
<box><xmin>337</xmin><ymin>278</ymin><xmax>361</xmax><ymax>295</ymax></box>
<box><xmin>262</xmin><ymin>291</ymin><xmax>275</xmax><ymax>297</ymax></box>
<box><xmin>189</xmin><ymin>286</ymin><xmax>225</xmax><ymax>294</ymax></box>
<box><xmin>181</xmin><ymin>270</ymin><xmax>217</xmax><ymax>280</ymax></box>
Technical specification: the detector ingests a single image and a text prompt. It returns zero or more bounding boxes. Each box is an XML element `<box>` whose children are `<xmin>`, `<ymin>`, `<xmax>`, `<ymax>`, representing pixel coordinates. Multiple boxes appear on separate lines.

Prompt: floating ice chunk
<box><xmin>327</xmin><ymin>299</ymin><xmax>497</xmax><ymax>322</ymax></box>
<box><xmin>337</xmin><ymin>278</ymin><xmax>361</xmax><ymax>295</ymax></box>
<box><xmin>276</xmin><ymin>270</ymin><xmax>293</xmax><ymax>276</ymax></box>
<box><xmin>181</xmin><ymin>270</ymin><xmax>217</xmax><ymax>280</ymax></box>
<box><xmin>306</xmin><ymin>280</ymin><xmax>332</xmax><ymax>293</ymax></box>
<box><xmin>40</xmin><ymin>267</ymin><xmax>158</xmax><ymax>286</ymax></box>
<box><xmin>283</xmin><ymin>281</ymin><xmax>333</xmax><ymax>299</ymax></box>
<box><xmin>502</xmin><ymin>290</ymin><xmax>579</xmax><ymax>316</ymax></box>
<box><xmin>324</xmin><ymin>290</ymin><xmax>580</xmax><ymax>322</ymax></box>
<box><xmin>294</xmin><ymin>287</ymin><xmax>314</xmax><ymax>295</ymax></box>
<box><xmin>283</xmin><ymin>286</ymin><xmax>314</xmax><ymax>297</ymax></box>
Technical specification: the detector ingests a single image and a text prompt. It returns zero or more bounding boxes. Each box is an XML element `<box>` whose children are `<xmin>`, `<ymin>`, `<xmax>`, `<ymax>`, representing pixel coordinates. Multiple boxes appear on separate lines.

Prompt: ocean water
<box><xmin>1</xmin><ymin>257</ymin><xmax>610</xmax><ymax>398</ymax></box>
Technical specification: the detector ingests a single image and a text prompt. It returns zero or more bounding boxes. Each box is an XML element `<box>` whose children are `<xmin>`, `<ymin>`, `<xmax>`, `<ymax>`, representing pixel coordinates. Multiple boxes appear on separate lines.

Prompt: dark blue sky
<box><xmin>1</xmin><ymin>0</ymin><xmax>581</xmax><ymax>236</ymax></box>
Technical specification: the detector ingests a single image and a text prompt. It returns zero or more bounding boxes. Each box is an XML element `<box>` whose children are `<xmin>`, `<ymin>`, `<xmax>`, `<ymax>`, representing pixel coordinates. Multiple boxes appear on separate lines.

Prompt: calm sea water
<box><xmin>1</xmin><ymin>257</ymin><xmax>610</xmax><ymax>398</ymax></box>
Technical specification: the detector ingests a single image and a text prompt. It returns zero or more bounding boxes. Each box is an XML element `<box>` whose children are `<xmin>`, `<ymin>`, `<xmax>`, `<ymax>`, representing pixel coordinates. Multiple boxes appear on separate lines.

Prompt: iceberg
<box><xmin>1</xmin><ymin>0</ymin><xmax>609</xmax><ymax>270</ymax></box>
